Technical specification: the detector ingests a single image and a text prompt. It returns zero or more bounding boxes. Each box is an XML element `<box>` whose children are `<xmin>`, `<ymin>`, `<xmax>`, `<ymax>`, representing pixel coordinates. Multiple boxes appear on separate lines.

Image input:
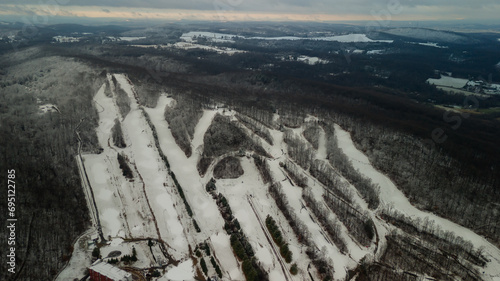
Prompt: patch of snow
<box><xmin>316</xmin><ymin>127</ymin><xmax>327</xmax><ymax>160</ymax></box>
<box><xmin>180</xmin><ymin>31</ymin><xmax>241</xmax><ymax>43</ymax></box>
<box><xmin>55</xmin><ymin>228</ymin><xmax>96</xmax><ymax>281</ymax></box>
<box><xmin>427</xmin><ymin>75</ymin><xmax>468</xmax><ymax>88</ymax></box>
<box><xmin>210</xmin><ymin>232</ymin><xmax>244</xmax><ymax>280</ymax></box>
<box><xmin>296</xmin><ymin>55</ymin><xmax>329</xmax><ymax>65</ymax></box>
<box><xmin>53</xmin><ymin>36</ymin><xmax>80</xmax><ymax>43</ymax></box>
<box><xmin>38</xmin><ymin>103</ymin><xmax>58</xmax><ymax>114</ymax></box>
<box><xmin>181</xmin><ymin>31</ymin><xmax>393</xmax><ymax>43</ymax></box>
<box><xmin>119</xmin><ymin>36</ymin><xmax>146</xmax><ymax>41</ymax></box>
<box><xmin>367</xmin><ymin>49</ymin><xmax>384</xmax><ymax>55</ymax></box>
<box><xmin>250</xmin><ymin>34</ymin><xmax>392</xmax><ymax>43</ymax></box>
<box><xmin>169</xmin><ymin>42</ymin><xmax>245</xmax><ymax>55</ymax></box>
<box><xmin>130</xmin><ymin>44</ymin><xmax>157</xmax><ymax>48</ymax></box>
<box><xmin>407</xmin><ymin>41</ymin><xmax>448</xmax><ymax>48</ymax></box>
<box><xmin>418</xmin><ymin>42</ymin><xmax>448</xmax><ymax>48</ymax></box>
<box><xmin>162</xmin><ymin>259</ymin><xmax>194</xmax><ymax>281</ymax></box>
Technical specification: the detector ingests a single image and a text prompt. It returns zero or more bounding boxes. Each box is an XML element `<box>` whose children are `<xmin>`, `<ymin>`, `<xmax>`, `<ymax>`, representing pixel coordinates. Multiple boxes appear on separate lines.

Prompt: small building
<box><xmin>89</xmin><ymin>261</ymin><xmax>132</xmax><ymax>281</ymax></box>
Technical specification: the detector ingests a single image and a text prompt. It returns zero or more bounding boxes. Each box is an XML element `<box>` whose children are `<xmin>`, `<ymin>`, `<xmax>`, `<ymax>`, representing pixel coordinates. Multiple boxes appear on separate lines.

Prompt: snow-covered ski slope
<box><xmin>74</xmin><ymin>74</ymin><xmax>500</xmax><ymax>281</ymax></box>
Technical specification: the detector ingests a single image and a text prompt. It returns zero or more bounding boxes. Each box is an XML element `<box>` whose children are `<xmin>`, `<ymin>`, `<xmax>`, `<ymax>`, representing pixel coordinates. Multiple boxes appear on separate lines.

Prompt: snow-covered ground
<box><xmin>417</xmin><ymin>42</ymin><xmax>448</xmax><ymax>48</ymax></box>
<box><xmin>74</xmin><ymin>75</ymin><xmax>195</xmax><ymax>278</ymax></box>
<box><xmin>180</xmin><ymin>31</ymin><xmax>242</xmax><ymax>43</ymax></box>
<box><xmin>297</xmin><ymin>55</ymin><xmax>329</xmax><ymax>65</ymax></box>
<box><xmin>145</xmin><ymin>95</ymin><xmax>245</xmax><ymax>280</ymax></box>
<box><xmin>214</xmin><ymin>158</ymin><xmax>297</xmax><ymax>281</ymax></box>
<box><xmin>367</xmin><ymin>49</ymin><xmax>384</xmax><ymax>55</ymax></box>
<box><xmin>169</xmin><ymin>42</ymin><xmax>245</xmax><ymax>55</ymax></box>
<box><xmin>53</xmin><ymin>36</ymin><xmax>80</xmax><ymax>43</ymax></box>
<box><xmin>406</xmin><ymin>41</ymin><xmax>448</xmax><ymax>48</ymax></box>
<box><xmin>84</xmin><ymin>81</ymin><xmax>158</xmax><ymax>239</ymax></box>
<box><xmin>38</xmin><ymin>103</ymin><xmax>58</xmax><ymax>114</ymax></box>
<box><xmin>161</xmin><ymin>259</ymin><xmax>194</xmax><ymax>280</ymax></box>
<box><xmin>427</xmin><ymin>74</ymin><xmax>469</xmax><ymax>88</ymax></box>
<box><xmin>119</xmin><ymin>36</ymin><xmax>146</xmax><ymax>41</ymax></box>
<box><xmin>55</xmin><ymin>228</ymin><xmax>97</xmax><ymax>281</ymax></box>
<box><xmin>68</xmin><ymin>74</ymin><xmax>500</xmax><ymax>281</ymax></box>
<box><xmin>249</xmin><ymin>34</ymin><xmax>392</xmax><ymax>43</ymax></box>
<box><xmin>334</xmin><ymin>124</ymin><xmax>500</xmax><ymax>281</ymax></box>
<box><xmin>113</xmin><ymin>74</ymin><xmax>190</xmax><ymax>258</ymax></box>
<box><xmin>180</xmin><ymin>31</ymin><xmax>393</xmax><ymax>43</ymax></box>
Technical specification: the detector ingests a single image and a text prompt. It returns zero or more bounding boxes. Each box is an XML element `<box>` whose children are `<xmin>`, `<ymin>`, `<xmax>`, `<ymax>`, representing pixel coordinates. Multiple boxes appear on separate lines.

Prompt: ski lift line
<box><xmin>76</xmin><ymin>117</ymin><xmax>106</xmax><ymax>242</ymax></box>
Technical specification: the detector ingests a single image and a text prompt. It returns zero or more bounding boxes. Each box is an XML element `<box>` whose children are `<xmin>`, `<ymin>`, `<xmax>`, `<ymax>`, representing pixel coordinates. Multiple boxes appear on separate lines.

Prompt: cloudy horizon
<box><xmin>1</xmin><ymin>0</ymin><xmax>500</xmax><ymax>24</ymax></box>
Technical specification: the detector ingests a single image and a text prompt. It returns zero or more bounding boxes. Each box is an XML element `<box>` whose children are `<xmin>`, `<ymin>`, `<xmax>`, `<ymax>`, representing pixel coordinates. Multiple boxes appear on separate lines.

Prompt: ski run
<box><xmin>58</xmin><ymin>73</ymin><xmax>500</xmax><ymax>281</ymax></box>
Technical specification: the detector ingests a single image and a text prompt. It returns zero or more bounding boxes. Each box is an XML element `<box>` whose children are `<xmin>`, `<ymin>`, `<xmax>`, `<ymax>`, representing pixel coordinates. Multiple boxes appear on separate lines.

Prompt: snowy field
<box><xmin>427</xmin><ymin>75</ymin><xmax>469</xmax><ymax>88</ymax></box>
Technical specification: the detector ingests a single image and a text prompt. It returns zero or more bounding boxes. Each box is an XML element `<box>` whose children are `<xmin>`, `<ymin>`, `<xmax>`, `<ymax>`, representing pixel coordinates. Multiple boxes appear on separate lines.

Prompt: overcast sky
<box><xmin>1</xmin><ymin>0</ymin><xmax>500</xmax><ymax>22</ymax></box>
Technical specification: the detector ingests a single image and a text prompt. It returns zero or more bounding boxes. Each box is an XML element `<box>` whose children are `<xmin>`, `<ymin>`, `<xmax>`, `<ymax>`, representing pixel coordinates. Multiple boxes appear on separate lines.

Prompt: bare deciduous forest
<box><xmin>0</xmin><ymin>21</ymin><xmax>499</xmax><ymax>281</ymax></box>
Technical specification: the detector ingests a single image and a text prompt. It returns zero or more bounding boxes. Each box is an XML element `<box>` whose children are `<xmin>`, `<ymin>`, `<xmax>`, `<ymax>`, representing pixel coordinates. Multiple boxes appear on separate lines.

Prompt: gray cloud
<box><xmin>1</xmin><ymin>0</ymin><xmax>499</xmax><ymax>20</ymax></box>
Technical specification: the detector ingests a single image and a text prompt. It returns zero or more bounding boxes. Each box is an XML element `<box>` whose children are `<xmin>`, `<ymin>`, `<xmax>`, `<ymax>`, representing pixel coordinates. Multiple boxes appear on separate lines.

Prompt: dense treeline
<box><xmin>323</xmin><ymin>123</ymin><xmax>380</xmax><ymax>209</ymax></box>
<box><xmin>302</xmin><ymin>189</ymin><xmax>348</xmax><ymax>253</ymax></box>
<box><xmin>278</xmin><ymin>103</ymin><xmax>307</xmax><ymax>128</ymax></box>
<box><xmin>213</xmin><ymin>191</ymin><xmax>268</xmax><ymax>281</ymax></box>
<box><xmin>283</xmin><ymin>129</ymin><xmax>315</xmax><ymax>170</ymax></box>
<box><xmin>381</xmin><ymin>232</ymin><xmax>482</xmax><ymax>281</ymax></box>
<box><xmin>265</xmin><ymin>215</ymin><xmax>293</xmax><ymax>263</ymax></box>
<box><xmin>117</xmin><ymin>152</ymin><xmax>133</xmax><ymax>178</ymax></box>
<box><xmin>381</xmin><ymin>207</ymin><xmax>487</xmax><ymax>267</ymax></box>
<box><xmin>269</xmin><ymin>182</ymin><xmax>333</xmax><ymax>280</ymax></box>
<box><xmin>111</xmin><ymin>118</ymin><xmax>126</xmax><ymax>148</ymax></box>
<box><xmin>111</xmin><ymin>76</ymin><xmax>131</xmax><ymax>118</ymax></box>
<box><xmin>324</xmin><ymin>192</ymin><xmax>374</xmax><ymax>247</ymax></box>
<box><xmin>198</xmin><ymin>114</ymin><xmax>268</xmax><ymax>175</ymax></box>
<box><xmin>302</xmin><ymin>122</ymin><xmax>321</xmax><ymax>150</ymax></box>
<box><xmin>282</xmin><ymin>159</ymin><xmax>308</xmax><ymax>188</ymax></box>
<box><xmin>236</xmin><ymin>113</ymin><xmax>274</xmax><ymax>145</ymax></box>
<box><xmin>334</xmin><ymin>115</ymin><xmax>500</xmax><ymax>245</ymax></box>
<box><xmin>252</xmin><ymin>155</ymin><xmax>272</xmax><ymax>184</ymax></box>
<box><xmin>237</xmin><ymin>105</ymin><xmax>275</xmax><ymax>129</ymax></box>
<box><xmin>0</xmin><ymin>51</ymin><xmax>102</xmax><ymax>280</ymax></box>
<box><xmin>213</xmin><ymin>156</ymin><xmax>244</xmax><ymax>179</ymax></box>
<box><xmin>309</xmin><ymin>159</ymin><xmax>354</xmax><ymax>204</ymax></box>
<box><xmin>164</xmin><ymin>95</ymin><xmax>202</xmax><ymax>157</ymax></box>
